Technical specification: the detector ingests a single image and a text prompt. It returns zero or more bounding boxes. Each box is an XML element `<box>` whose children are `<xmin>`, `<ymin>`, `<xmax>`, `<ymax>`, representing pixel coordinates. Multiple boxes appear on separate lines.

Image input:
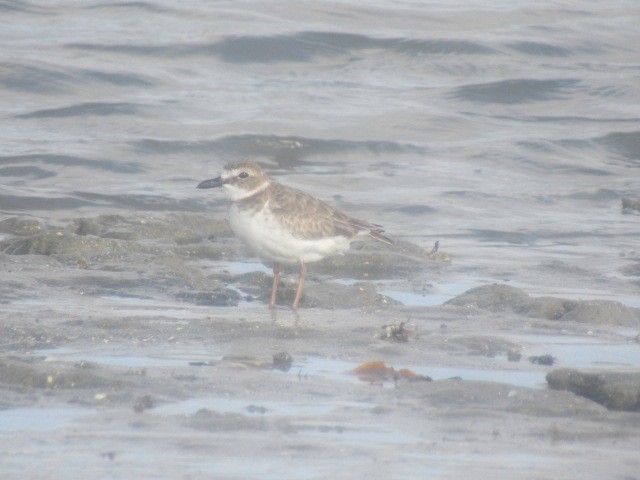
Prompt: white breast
<box><xmin>229</xmin><ymin>203</ymin><xmax>351</xmax><ymax>265</ymax></box>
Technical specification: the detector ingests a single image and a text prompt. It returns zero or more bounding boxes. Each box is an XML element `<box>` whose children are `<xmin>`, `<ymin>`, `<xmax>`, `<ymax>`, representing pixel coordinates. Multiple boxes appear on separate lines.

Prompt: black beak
<box><xmin>197</xmin><ymin>176</ymin><xmax>224</xmax><ymax>189</ymax></box>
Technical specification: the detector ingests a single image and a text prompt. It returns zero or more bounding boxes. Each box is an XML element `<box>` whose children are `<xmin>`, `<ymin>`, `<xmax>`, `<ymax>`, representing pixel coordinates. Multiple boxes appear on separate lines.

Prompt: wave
<box><xmin>67</xmin><ymin>31</ymin><xmax>495</xmax><ymax>63</ymax></box>
<box><xmin>451</xmin><ymin>78</ymin><xmax>579</xmax><ymax>104</ymax></box>
<box><xmin>15</xmin><ymin>102</ymin><xmax>142</xmax><ymax>119</ymax></box>
<box><xmin>133</xmin><ymin>134</ymin><xmax>426</xmax><ymax>162</ymax></box>
<box><xmin>0</xmin><ymin>154</ymin><xmax>143</xmax><ymax>173</ymax></box>
<box><xmin>0</xmin><ymin>62</ymin><xmax>154</xmax><ymax>94</ymax></box>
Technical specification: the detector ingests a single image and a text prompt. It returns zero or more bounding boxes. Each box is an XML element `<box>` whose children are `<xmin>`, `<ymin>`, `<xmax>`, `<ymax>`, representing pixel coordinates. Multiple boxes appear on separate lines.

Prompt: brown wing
<box><xmin>267</xmin><ymin>182</ymin><xmax>391</xmax><ymax>243</ymax></box>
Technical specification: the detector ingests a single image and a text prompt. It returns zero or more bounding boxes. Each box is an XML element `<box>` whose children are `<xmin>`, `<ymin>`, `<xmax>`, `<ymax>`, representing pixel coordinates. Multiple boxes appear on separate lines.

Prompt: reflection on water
<box><xmin>33</xmin><ymin>326</ymin><xmax>638</xmax><ymax>395</ymax></box>
<box><xmin>510</xmin><ymin>334</ymin><xmax>640</xmax><ymax>370</ymax></box>
<box><xmin>302</xmin><ymin>356</ymin><xmax>547</xmax><ymax>389</ymax></box>
<box><xmin>155</xmin><ymin>396</ymin><xmax>369</xmax><ymax>417</ymax></box>
<box><xmin>381</xmin><ymin>281</ymin><xmax>474</xmax><ymax>306</ymax></box>
<box><xmin>37</xmin><ymin>347</ymin><xmax>212</xmax><ymax>368</ymax></box>
<box><xmin>0</xmin><ymin>408</ymin><xmax>89</xmax><ymax>433</ymax></box>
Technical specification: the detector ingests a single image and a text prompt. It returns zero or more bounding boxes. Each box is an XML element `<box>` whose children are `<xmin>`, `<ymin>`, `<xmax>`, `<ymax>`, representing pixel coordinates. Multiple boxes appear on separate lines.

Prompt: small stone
<box><xmin>507</xmin><ymin>348</ymin><xmax>522</xmax><ymax>362</ymax></box>
<box><xmin>529</xmin><ymin>354</ymin><xmax>556</xmax><ymax>366</ymax></box>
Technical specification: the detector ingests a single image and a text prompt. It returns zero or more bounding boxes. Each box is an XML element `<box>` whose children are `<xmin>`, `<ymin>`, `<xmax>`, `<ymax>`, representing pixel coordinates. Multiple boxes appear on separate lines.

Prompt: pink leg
<box><xmin>269</xmin><ymin>262</ymin><xmax>280</xmax><ymax>309</ymax></box>
<box><xmin>292</xmin><ymin>261</ymin><xmax>307</xmax><ymax>310</ymax></box>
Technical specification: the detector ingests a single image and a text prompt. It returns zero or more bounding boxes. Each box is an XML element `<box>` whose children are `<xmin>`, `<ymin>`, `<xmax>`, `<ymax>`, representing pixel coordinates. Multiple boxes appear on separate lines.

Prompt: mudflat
<box><xmin>1</xmin><ymin>213</ymin><xmax>639</xmax><ymax>479</ymax></box>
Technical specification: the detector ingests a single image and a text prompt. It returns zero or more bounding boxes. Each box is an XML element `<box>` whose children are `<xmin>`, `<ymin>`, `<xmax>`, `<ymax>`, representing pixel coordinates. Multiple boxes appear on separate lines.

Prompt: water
<box><xmin>35</xmin><ymin>329</ymin><xmax>640</xmax><ymax>392</ymax></box>
<box><xmin>0</xmin><ymin>407</ymin><xmax>89</xmax><ymax>433</ymax></box>
<box><xmin>381</xmin><ymin>281</ymin><xmax>475</xmax><ymax>306</ymax></box>
<box><xmin>3</xmin><ymin>3</ymin><xmax>640</xmax><ymax>284</ymax></box>
<box><xmin>2</xmin><ymin>2</ymin><xmax>638</xmax><ymax>305</ymax></box>
<box><xmin>1</xmin><ymin>2</ymin><xmax>640</xmax><ymax>479</ymax></box>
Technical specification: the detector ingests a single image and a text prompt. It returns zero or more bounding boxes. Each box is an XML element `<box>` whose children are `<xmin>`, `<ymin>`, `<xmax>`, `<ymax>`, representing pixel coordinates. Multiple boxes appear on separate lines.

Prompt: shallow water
<box><xmin>0</xmin><ymin>407</ymin><xmax>90</xmax><ymax>433</ymax></box>
<box><xmin>2</xmin><ymin>3</ymin><xmax>639</xmax><ymax>254</ymax></box>
<box><xmin>32</xmin><ymin>324</ymin><xmax>640</xmax><ymax>392</ymax></box>
<box><xmin>512</xmin><ymin>334</ymin><xmax>640</xmax><ymax>370</ymax></box>
<box><xmin>1</xmin><ymin>1</ymin><xmax>640</xmax><ymax>479</ymax></box>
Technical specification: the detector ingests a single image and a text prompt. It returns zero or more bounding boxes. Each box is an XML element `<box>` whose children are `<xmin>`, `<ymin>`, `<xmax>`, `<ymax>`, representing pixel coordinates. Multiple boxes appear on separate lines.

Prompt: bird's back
<box><xmin>258</xmin><ymin>181</ymin><xmax>390</xmax><ymax>243</ymax></box>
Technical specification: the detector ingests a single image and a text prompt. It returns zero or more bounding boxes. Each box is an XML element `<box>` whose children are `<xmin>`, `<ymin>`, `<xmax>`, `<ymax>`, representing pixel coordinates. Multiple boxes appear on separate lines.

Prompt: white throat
<box><xmin>223</xmin><ymin>180</ymin><xmax>269</xmax><ymax>201</ymax></box>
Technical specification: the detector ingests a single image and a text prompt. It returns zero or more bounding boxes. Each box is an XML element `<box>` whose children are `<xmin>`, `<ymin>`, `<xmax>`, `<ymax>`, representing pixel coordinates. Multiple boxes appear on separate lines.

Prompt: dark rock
<box><xmin>189</xmin><ymin>361</ymin><xmax>215</xmax><ymax>367</ymax></box>
<box><xmin>446</xmin><ymin>284</ymin><xmax>640</xmax><ymax>326</ymax></box>
<box><xmin>507</xmin><ymin>348</ymin><xmax>522</xmax><ymax>362</ymax></box>
<box><xmin>528</xmin><ymin>354</ymin><xmax>555</xmax><ymax>366</ymax></box>
<box><xmin>559</xmin><ymin>301</ymin><xmax>639</xmax><ymax>327</ymax></box>
<box><xmin>517</xmin><ymin>296</ymin><xmax>577</xmax><ymax>320</ymax></box>
<box><xmin>0</xmin><ymin>359</ymin><xmax>50</xmax><ymax>389</ymax></box>
<box><xmin>0</xmin><ymin>216</ymin><xmax>47</xmax><ymax>236</ymax></box>
<box><xmin>272</xmin><ymin>352</ymin><xmax>293</xmax><ymax>371</ymax></box>
<box><xmin>0</xmin><ymin>230</ymin><xmax>146</xmax><ymax>257</ymax></box>
<box><xmin>133</xmin><ymin>394</ymin><xmax>155</xmax><ymax>413</ymax></box>
<box><xmin>0</xmin><ymin>213</ymin><xmax>232</xmax><ymax>258</ymax></box>
<box><xmin>245</xmin><ymin>405</ymin><xmax>268</xmax><ymax>414</ymax></box>
<box><xmin>445</xmin><ymin>284</ymin><xmax>531</xmax><ymax>313</ymax></box>
<box><xmin>68</xmin><ymin>213</ymin><xmax>231</xmax><ymax>243</ymax></box>
<box><xmin>402</xmin><ymin>378</ymin><xmax>603</xmax><ymax>416</ymax></box>
<box><xmin>0</xmin><ymin>358</ymin><xmax>119</xmax><ymax>390</ymax></box>
<box><xmin>547</xmin><ymin>369</ymin><xmax>640</xmax><ymax>411</ymax></box>
<box><xmin>310</xmin><ymin>238</ymin><xmax>448</xmax><ymax>280</ymax></box>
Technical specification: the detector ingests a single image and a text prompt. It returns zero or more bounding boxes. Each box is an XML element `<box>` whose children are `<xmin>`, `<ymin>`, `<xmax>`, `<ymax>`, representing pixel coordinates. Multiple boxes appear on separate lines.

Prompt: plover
<box><xmin>197</xmin><ymin>160</ymin><xmax>392</xmax><ymax>310</ymax></box>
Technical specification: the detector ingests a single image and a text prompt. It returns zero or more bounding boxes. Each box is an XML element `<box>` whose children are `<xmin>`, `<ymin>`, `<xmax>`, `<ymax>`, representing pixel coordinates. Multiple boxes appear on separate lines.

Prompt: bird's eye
<box><xmin>238</xmin><ymin>171</ymin><xmax>249</xmax><ymax>179</ymax></box>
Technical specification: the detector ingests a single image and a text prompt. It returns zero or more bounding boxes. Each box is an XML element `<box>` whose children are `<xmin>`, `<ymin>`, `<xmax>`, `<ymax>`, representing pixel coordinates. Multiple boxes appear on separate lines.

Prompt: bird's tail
<box><xmin>370</xmin><ymin>228</ymin><xmax>393</xmax><ymax>245</ymax></box>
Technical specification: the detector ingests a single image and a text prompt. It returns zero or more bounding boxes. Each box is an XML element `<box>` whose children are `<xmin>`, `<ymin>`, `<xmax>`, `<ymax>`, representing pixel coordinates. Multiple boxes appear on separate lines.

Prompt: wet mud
<box><xmin>2</xmin><ymin>1</ymin><xmax>640</xmax><ymax>477</ymax></box>
<box><xmin>1</xmin><ymin>212</ymin><xmax>639</xmax><ymax>479</ymax></box>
